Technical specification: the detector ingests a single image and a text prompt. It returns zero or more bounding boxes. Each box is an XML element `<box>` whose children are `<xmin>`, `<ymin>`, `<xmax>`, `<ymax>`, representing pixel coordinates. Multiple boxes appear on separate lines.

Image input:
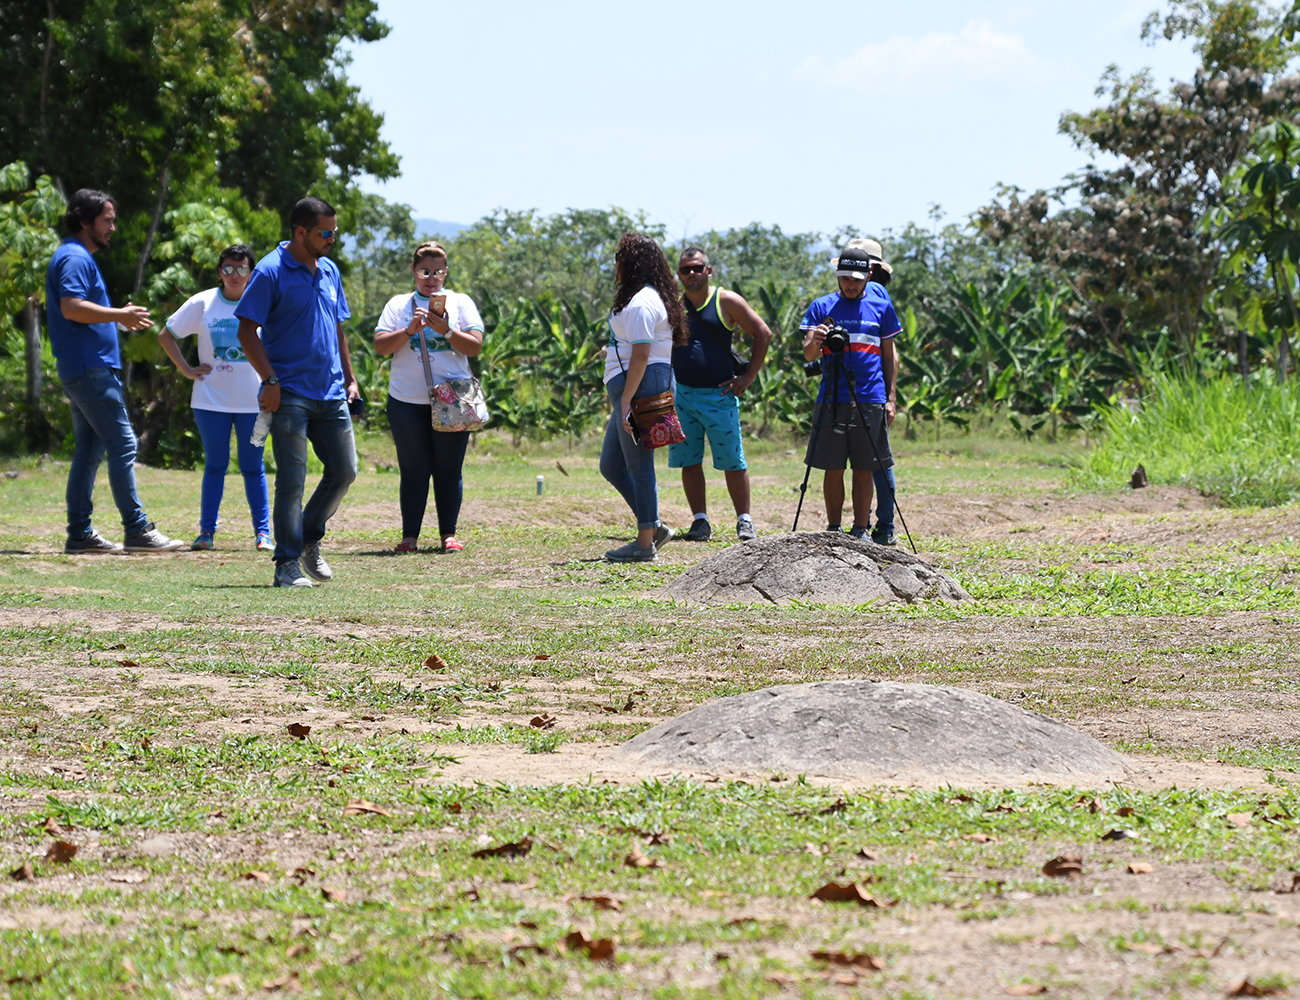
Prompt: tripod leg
<box><xmin>840</xmin><ymin>357</ymin><xmax>918</xmax><ymax>554</ymax></box>
<box><xmin>792</xmin><ymin>368</ymin><xmax>834</xmax><ymax>533</ymax></box>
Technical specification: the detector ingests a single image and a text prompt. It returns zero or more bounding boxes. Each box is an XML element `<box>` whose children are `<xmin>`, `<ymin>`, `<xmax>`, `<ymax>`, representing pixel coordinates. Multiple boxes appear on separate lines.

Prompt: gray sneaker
<box><xmin>273</xmin><ymin>560</ymin><xmax>314</xmax><ymax>588</ymax></box>
<box><xmin>736</xmin><ymin>515</ymin><xmax>757</xmax><ymax>541</ymax></box>
<box><xmin>301</xmin><ymin>542</ymin><xmax>333</xmax><ymax>581</ymax></box>
<box><xmin>122</xmin><ymin>523</ymin><xmax>184</xmax><ymax>552</ymax></box>
<box><xmin>652</xmin><ymin>524</ymin><xmax>674</xmax><ymax>548</ymax></box>
<box><xmin>64</xmin><ymin>531</ymin><xmax>122</xmax><ymax>555</ymax></box>
<box><xmin>605</xmin><ymin>541</ymin><xmax>657</xmax><ymax>563</ymax></box>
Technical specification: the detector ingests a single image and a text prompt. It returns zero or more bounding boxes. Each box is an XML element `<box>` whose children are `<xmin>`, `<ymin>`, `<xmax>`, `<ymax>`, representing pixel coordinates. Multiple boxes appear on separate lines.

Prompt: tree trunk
<box><xmin>1273</xmin><ymin>262</ymin><xmax>1298</xmax><ymax>381</ymax></box>
<box><xmin>23</xmin><ymin>296</ymin><xmax>50</xmax><ymax>451</ymax></box>
<box><xmin>132</xmin><ymin>152</ymin><xmax>172</xmax><ymax>294</ymax></box>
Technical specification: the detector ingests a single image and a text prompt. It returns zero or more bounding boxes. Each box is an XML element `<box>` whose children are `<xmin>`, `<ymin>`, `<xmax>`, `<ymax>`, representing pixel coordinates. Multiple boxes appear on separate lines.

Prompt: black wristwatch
<box><xmin>262</xmin><ymin>375</ymin><xmax>279</xmax><ymax>386</ymax></box>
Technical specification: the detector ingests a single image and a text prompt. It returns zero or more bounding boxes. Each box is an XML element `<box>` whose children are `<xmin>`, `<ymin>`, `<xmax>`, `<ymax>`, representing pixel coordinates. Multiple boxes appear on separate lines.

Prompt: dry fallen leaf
<box><xmin>1120</xmin><ymin>675</ymin><xmax>1138</xmax><ymax>685</ymax></box>
<box><xmin>422</xmin><ymin>654</ymin><xmax>449</xmax><ymax>671</ymax></box>
<box><xmin>286</xmin><ymin>722</ymin><xmax>311</xmax><ymax>740</ymax></box>
<box><xmin>121</xmin><ymin>957</ymin><xmax>137</xmax><ymax>977</ymax></box>
<box><xmin>810</xmin><ymin>950</ymin><xmax>884</xmax><ymax>971</ymax></box>
<box><xmin>803</xmin><ymin>842</ymin><xmax>825</xmax><ymax>856</ymax></box>
<box><xmin>9</xmin><ymin>861</ymin><xmax>34</xmax><ymax>882</ymax></box>
<box><xmin>321</xmin><ymin>885</ymin><xmax>348</xmax><ymax>903</ymax></box>
<box><xmin>44</xmin><ymin>841</ymin><xmax>77</xmax><ymax>864</ymax></box>
<box><xmin>108</xmin><ymin>870</ymin><xmax>149</xmax><ymax>884</ymax></box>
<box><xmin>555</xmin><ymin>461</ymin><xmax>569</xmax><ymax>477</ymax></box>
<box><xmin>242</xmin><ymin>870</ymin><xmax>271</xmax><ymax>883</ymax></box>
<box><xmin>1127</xmin><ymin>862</ymin><xmax>1154</xmax><ymax>874</ymax></box>
<box><xmin>1116</xmin><ymin>806</ymin><xmax>1136</xmax><ymax>817</ymax></box>
<box><xmin>509</xmin><ymin>943</ymin><xmax>548</xmax><ymax>963</ymax></box>
<box><xmin>855</xmin><ymin>848</ymin><xmax>880</xmax><ymax>861</ymax></box>
<box><xmin>284</xmin><ymin>943</ymin><xmax>310</xmax><ymax>958</ymax></box>
<box><xmin>579</xmin><ymin>894</ymin><xmax>622</xmax><ymax>912</ymax></box>
<box><xmin>621</xmin><ymin>695</ymin><xmax>636</xmax><ymax>712</ymax></box>
<box><xmin>1102</xmin><ymin>829</ymin><xmax>1136</xmax><ymax>841</ymax></box>
<box><xmin>1005</xmin><ymin>986</ymin><xmax>1048</xmax><ymax>996</ymax></box>
<box><xmin>263</xmin><ymin>972</ymin><xmax>301</xmax><ymax>992</ymax></box>
<box><xmin>42</xmin><ymin>817</ymin><xmax>62</xmax><ymax>836</ymax></box>
<box><xmin>563</xmin><ymin>930</ymin><xmax>615</xmax><ymax>961</ymax></box>
<box><xmin>819</xmin><ymin>798</ymin><xmax>849</xmax><ymax>815</ymax></box>
<box><xmin>1225</xmin><ymin>813</ymin><xmax>1252</xmax><ymax>829</ymax></box>
<box><xmin>462</xmin><ymin>888</ymin><xmax>481</xmax><ymax>901</ymax></box>
<box><xmin>472</xmin><ymin>836</ymin><xmax>533</xmax><ymax>859</ymax></box>
<box><xmin>624</xmin><ymin>846</ymin><xmax>665</xmax><ymax>869</ymax></box>
<box><xmin>964</xmin><ymin>832</ymin><xmax>997</xmax><ymax>843</ymax></box>
<box><xmin>1229</xmin><ymin>979</ymin><xmax>1287</xmax><ymax>997</ymax></box>
<box><xmin>810</xmin><ymin>882</ymin><xmax>896</xmax><ymax>907</ymax></box>
<box><xmin>529</xmin><ymin>713</ymin><xmax>557</xmax><ymax>729</ymax></box>
<box><xmin>764</xmin><ymin>972</ymin><xmax>798</xmax><ymax>985</ymax></box>
<box><xmin>1042</xmin><ymin>855</ymin><xmax>1083</xmax><ymax>879</ymax></box>
<box><xmin>117</xmin><ymin>659</ymin><xmax>140</xmax><ymax>668</ymax></box>
<box><xmin>1274</xmin><ymin>872</ymin><xmax>1300</xmax><ymax>894</ymax></box>
<box><xmin>1127</xmin><ymin>941</ymin><xmax>1164</xmax><ymax>954</ymax></box>
<box><xmin>343</xmin><ymin>800</ymin><xmax>392</xmax><ymax>817</ymax></box>
<box><xmin>533</xmin><ymin>654</ymin><xmax>551</xmax><ymax>661</ymax></box>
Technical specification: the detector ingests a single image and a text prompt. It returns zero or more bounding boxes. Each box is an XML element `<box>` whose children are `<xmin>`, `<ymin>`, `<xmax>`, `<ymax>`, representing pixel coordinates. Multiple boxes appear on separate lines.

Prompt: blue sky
<box><xmin>346</xmin><ymin>1</ymin><xmax>1200</xmax><ymax>238</ymax></box>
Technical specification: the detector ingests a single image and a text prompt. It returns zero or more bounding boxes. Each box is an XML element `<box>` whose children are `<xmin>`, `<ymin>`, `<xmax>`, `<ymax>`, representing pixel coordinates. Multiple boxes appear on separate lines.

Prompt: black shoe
<box><xmin>682</xmin><ymin>518</ymin><xmax>712</xmax><ymax>542</ymax></box>
<box><xmin>848</xmin><ymin>524</ymin><xmax>869</xmax><ymax>539</ymax></box>
<box><xmin>825</xmin><ymin>523</ymin><xmax>842</xmax><ymax>533</ymax></box>
<box><xmin>871</xmin><ymin>526</ymin><xmax>897</xmax><ymax>547</ymax></box>
<box><xmin>122</xmin><ymin>523</ymin><xmax>184</xmax><ymax>552</ymax></box>
<box><xmin>64</xmin><ymin>531</ymin><xmax>122</xmax><ymax>555</ymax></box>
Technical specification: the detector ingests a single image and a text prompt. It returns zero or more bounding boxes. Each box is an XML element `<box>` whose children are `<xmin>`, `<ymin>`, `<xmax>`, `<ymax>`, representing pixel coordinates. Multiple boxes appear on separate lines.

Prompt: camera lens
<box><xmin>802</xmin><ymin>359</ymin><xmax>822</xmax><ymax>378</ymax></box>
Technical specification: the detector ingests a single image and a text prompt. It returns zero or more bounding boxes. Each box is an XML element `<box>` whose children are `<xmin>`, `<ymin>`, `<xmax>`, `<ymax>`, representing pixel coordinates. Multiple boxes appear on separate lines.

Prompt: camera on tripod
<box><xmin>802</xmin><ymin>325</ymin><xmax>850</xmax><ymax>377</ymax></box>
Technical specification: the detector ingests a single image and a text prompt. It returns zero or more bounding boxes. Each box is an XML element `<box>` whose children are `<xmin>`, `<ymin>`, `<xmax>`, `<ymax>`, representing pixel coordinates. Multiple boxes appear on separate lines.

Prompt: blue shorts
<box><xmin>668</xmin><ymin>384</ymin><xmax>747</xmax><ymax>472</ymax></box>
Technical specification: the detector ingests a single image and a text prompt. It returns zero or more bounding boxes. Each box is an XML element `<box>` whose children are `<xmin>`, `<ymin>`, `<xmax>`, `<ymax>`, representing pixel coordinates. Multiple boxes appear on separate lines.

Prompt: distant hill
<box><xmin>414</xmin><ymin>218</ymin><xmax>470</xmax><ymax>239</ymax></box>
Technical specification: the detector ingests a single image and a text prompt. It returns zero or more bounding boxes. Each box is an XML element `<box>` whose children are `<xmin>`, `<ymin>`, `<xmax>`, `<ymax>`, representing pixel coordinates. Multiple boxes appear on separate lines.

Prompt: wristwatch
<box><xmin>262</xmin><ymin>376</ymin><xmax>279</xmax><ymax>386</ymax></box>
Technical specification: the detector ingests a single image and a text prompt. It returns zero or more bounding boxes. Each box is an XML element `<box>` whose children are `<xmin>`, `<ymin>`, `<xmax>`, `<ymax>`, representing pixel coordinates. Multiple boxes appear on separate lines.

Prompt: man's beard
<box><xmin>91</xmin><ymin>231</ymin><xmax>112</xmax><ymax>250</ymax></box>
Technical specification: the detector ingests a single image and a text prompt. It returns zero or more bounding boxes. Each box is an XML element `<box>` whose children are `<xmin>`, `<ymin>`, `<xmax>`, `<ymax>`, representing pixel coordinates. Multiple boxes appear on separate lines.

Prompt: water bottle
<box><xmin>250</xmin><ymin>411</ymin><xmax>272</xmax><ymax>448</ymax></box>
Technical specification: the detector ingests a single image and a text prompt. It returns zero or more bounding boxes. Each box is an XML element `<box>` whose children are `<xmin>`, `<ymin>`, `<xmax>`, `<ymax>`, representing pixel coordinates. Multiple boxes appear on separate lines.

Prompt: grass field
<box><xmin>0</xmin><ymin>427</ymin><xmax>1298</xmax><ymax>998</ymax></box>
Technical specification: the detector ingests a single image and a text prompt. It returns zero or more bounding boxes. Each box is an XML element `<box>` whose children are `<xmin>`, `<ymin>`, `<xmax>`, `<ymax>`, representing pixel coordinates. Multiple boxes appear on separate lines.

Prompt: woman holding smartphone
<box><xmin>373</xmin><ymin>242</ymin><xmax>484</xmax><ymax>553</ymax></box>
<box><xmin>599</xmin><ymin>232</ymin><xmax>689</xmax><ymax>563</ymax></box>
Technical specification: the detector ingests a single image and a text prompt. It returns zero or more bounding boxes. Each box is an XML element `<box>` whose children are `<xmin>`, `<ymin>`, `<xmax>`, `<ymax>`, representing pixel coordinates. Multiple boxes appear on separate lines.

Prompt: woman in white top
<box><xmin>373</xmin><ymin>242</ymin><xmax>484</xmax><ymax>553</ymax></box>
<box><xmin>599</xmin><ymin>233</ymin><xmax>690</xmax><ymax>562</ymax></box>
<box><xmin>159</xmin><ymin>244</ymin><xmax>271</xmax><ymax>551</ymax></box>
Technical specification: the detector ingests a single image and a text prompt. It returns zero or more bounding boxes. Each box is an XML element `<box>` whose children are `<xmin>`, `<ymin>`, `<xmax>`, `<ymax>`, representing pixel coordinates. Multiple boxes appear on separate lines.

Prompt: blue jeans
<box><xmin>268</xmin><ymin>392</ymin><xmax>357</xmax><ymax>564</ymax></box>
<box><xmin>192</xmin><ymin>409</ymin><xmax>270</xmax><ymax>536</ymax></box>
<box><xmin>386</xmin><ymin>396</ymin><xmax>470</xmax><ymax>538</ymax></box>
<box><xmin>60</xmin><ymin>367</ymin><xmax>148</xmax><ymax>539</ymax></box>
<box><xmin>600</xmin><ymin>363</ymin><xmax>672</xmax><ymax>531</ymax></box>
<box><xmin>873</xmin><ymin>467</ymin><xmax>897</xmax><ymax>530</ymax></box>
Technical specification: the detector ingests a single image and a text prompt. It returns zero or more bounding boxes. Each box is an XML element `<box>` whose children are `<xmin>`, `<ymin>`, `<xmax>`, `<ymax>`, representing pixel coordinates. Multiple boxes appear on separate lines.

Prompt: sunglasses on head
<box><xmin>679</xmin><ymin>264</ymin><xmax>707</xmax><ymax>274</ymax></box>
<box><xmin>416</xmin><ymin>267</ymin><xmax>449</xmax><ymax>280</ymax></box>
<box><xmin>220</xmin><ymin>264</ymin><xmax>251</xmax><ymax>277</ymax></box>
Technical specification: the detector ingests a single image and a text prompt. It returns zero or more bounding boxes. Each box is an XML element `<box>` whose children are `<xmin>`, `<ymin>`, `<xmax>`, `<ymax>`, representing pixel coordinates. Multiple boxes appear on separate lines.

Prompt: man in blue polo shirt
<box><xmin>236</xmin><ymin>196</ymin><xmax>360</xmax><ymax>588</ymax></box>
<box><xmin>47</xmin><ymin>188</ymin><xmax>184</xmax><ymax>554</ymax></box>
<box><xmin>800</xmin><ymin>243</ymin><xmax>900</xmax><ymax>538</ymax></box>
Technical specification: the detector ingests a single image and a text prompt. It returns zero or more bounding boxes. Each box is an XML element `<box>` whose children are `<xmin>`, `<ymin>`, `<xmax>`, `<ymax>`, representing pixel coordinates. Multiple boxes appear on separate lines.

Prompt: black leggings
<box><xmin>386</xmin><ymin>395</ymin><xmax>471</xmax><ymax>538</ymax></box>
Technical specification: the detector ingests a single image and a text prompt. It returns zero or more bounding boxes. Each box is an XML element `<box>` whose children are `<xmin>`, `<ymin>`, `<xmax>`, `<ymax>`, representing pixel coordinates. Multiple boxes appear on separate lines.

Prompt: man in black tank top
<box><xmin>669</xmin><ymin>247</ymin><xmax>773</xmax><ymax>542</ymax></box>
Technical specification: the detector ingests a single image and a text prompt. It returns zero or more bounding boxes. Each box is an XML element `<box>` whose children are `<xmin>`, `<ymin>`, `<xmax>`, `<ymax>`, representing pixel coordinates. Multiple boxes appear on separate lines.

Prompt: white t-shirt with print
<box><xmin>603</xmin><ymin>286</ymin><xmax>674</xmax><ymax>384</ymax></box>
<box><xmin>165</xmin><ymin>287</ymin><xmax>262</xmax><ymax>413</ymax></box>
<box><xmin>379</xmin><ymin>290</ymin><xmax>485</xmax><ymax>406</ymax></box>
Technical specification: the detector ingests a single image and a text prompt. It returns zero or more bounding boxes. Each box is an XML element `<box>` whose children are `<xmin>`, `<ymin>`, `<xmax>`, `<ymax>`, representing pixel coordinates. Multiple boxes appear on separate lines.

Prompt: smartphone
<box><xmin>430</xmin><ymin>293</ymin><xmax>446</xmax><ymax>315</ymax></box>
<box><xmin>626</xmin><ymin>411</ymin><xmax>641</xmax><ymax>445</ymax></box>
<box><xmin>348</xmin><ymin>396</ymin><xmax>366</xmax><ymax>419</ymax></box>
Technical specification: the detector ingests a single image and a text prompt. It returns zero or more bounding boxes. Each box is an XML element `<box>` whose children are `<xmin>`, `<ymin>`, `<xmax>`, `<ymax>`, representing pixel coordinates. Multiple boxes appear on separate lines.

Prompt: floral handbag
<box><xmin>612</xmin><ymin>337</ymin><xmax>685</xmax><ymax>450</ymax></box>
<box><xmin>416</xmin><ymin>317</ymin><xmax>489</xmax><ymax>433</ymax></box>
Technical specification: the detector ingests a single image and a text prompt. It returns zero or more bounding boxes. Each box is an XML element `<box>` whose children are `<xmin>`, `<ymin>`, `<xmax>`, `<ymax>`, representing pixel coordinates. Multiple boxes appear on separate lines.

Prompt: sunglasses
<box><xmin>220</xmin><ymin>264</ymin><xmax>251</xmax><ymax>277</ymax></box>
<box><xmin>679</xmin><ymin>264</ymin><xmax>707</xmax><ymax>274</ymax></box>
<box><xmin>316</xmin><ymin>228</ymin><xmax>337</xmax><ymax>240</ymax></box>
<box><xmin>416</xmin><ymin>267</ymin><xmax>449</xmax><ymax>279</ymax></box>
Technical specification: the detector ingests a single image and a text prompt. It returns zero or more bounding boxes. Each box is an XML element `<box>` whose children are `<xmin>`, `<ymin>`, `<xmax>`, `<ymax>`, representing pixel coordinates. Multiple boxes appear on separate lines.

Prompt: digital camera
<box><xmin>803</xmin><ymin>325</ymin><xmax>850</xmax><ymax>377</ymax></box>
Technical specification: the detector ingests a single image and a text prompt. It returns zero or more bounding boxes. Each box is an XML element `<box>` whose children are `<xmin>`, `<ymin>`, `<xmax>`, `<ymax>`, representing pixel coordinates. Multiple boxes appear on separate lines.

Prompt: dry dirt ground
<box><xmin>3</xmin><ymin>484</ymin><xmax>1300</xmax><ymax>997</ymax></box>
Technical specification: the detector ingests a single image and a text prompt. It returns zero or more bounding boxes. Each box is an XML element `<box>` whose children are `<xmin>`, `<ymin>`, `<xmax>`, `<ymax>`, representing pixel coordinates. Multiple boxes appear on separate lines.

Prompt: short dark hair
<box><xmin>679</xmin><ymin>246</ymin><xmax>708</xmax><ymax>263</ymax></box>
<box><xmin>412</xmin><ymin>241</ymin><xmax>447</xmax><ymax>266</ymax></box>
<box><xmin>219</xmin><ymin>243</ymin><xmax>254</xmax><ymax>267</ymax></box>
<box><xmin>63</xmin><ymin>189</ymin><xmax>115</xmax><ymax>235</ymax></box>
<box><xmin>289</xmin><ymin>196</ymin><xmax>336</xmax><ymax>232</ymax></box>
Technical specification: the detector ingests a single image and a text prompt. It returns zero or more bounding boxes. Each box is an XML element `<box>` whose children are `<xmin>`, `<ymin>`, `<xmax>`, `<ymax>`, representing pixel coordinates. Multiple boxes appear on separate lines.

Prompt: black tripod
<box><xmin>792</xmin><ymin>346</ymin><xmax>917</xmax><ymax>554</ymax></box>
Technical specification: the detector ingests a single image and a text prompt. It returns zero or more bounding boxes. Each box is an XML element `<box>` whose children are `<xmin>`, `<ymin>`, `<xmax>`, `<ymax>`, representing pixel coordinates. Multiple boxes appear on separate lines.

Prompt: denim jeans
<box><xmin>599</xmin><ymin>362</ymin><xmax>672</xmax><ymax>530</ymax></box>
<box><xmin>385</xmin><ymin>396</ymin><xmax>470</xmax><ymax>538</ymax></box>
<box><xmin>873</xmin><ymin>467</ymin><xmax>897</xmax><ymax>529</ymax></box>
<box><xmin>268</xmin><ymin>391</ymin><xmax>357</xmax><ymax>564</ymax></box>
<box><xmin>60</xmin><ymin>367</ymin><xmax>148</xmax><ymax>538</ymax></box>
<box><xmin>192</xmin><ymin>408</ymin><xmax>270</xmax><ymax>536</ymax></box>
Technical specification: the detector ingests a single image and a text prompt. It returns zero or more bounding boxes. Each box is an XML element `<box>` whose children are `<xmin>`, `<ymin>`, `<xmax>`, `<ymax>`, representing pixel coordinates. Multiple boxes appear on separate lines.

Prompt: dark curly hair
<box><xmin>612</xmin><ymin>232</ymin><xmax>688</xmax><ymax>346</ymax></box>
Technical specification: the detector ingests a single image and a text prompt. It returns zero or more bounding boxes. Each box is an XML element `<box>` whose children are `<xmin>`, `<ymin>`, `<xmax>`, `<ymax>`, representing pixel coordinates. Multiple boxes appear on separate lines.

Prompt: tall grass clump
<box><xmin>1077</xmin><ymin>372</ymin><xmax>1300</xmax><ymax>506</ymax></box>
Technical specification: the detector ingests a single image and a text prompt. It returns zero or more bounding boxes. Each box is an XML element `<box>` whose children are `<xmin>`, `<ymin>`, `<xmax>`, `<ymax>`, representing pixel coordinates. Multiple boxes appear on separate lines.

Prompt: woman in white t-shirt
<box><xmin>159</xmin><ymin>244</ymin><xmax>271</xmax><ymax>551</ymax></box>
<box><xmin>373</xmin><ymin>241</ymin><xmax>484</xmax><ymax>553</ymax></box>
<box><xmin>599</xmin><ymin>233</ymin><xmax>690</xmax><ymax>563</ymax></box>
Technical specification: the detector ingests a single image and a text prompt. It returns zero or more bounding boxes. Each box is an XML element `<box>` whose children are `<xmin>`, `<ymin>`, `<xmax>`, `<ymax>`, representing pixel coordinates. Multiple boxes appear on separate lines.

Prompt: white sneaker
<box><xmin>273</xmin><ymin>561</ymin><xmax>314</xmax><ymax>588</ymax></box>
<box><xmin>301</xmin><ymin>542</ymin><xmax>333</xmax><ymax>581</ymax></box>
<box><xmin>737</xmin><ymin>515</ymin><xmax>757</xmax><ymax>541</ymax></box>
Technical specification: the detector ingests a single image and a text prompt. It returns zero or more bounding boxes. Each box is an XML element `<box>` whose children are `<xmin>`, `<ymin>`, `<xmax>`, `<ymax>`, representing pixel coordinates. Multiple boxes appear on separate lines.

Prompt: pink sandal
<box><xmin>394</xmin><ymin>540</ymin><xmax>418</xmax><ymax>554</ymax></box>
<box><xmin>441</xmin><ymin>537</ymin><xmax>464</xmax><ymax>552</ymax></box>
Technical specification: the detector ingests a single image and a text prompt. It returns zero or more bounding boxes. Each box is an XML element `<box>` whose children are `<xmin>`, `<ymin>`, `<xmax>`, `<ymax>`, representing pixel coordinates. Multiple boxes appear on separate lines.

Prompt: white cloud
<box><xmin>797</xmin><ymin>20</ymin><xmax>1040</xmax><ymax>95</ymax></box>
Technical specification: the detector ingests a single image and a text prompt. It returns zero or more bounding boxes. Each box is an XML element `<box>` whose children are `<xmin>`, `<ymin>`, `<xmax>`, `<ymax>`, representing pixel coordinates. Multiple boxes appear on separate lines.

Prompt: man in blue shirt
<box><xmin>800</xmin><ymin>243</ymin><xmax>900</xmax><ymax>538</ymax></box>
<box><xmin>236</xmin><ymin>196</ymin><xmax>360</xmax><ymax>588</ymax></box>
<box><xmin>47</xmin><ymin>189</ymin><xmax>184</xmax><ymax>553</ymax></box>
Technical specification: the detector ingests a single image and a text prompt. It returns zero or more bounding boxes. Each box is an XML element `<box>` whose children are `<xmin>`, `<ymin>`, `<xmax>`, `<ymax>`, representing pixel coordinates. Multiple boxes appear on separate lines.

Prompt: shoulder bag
<box><xmin>612</xmin><ymin>329</ymin><xmax>686</xmax><ymax>450</ymax></box>
<box><xmin>414</xmin><ymin>295</ymin><xmax>489</xmax><ymax>432</ymax></box>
